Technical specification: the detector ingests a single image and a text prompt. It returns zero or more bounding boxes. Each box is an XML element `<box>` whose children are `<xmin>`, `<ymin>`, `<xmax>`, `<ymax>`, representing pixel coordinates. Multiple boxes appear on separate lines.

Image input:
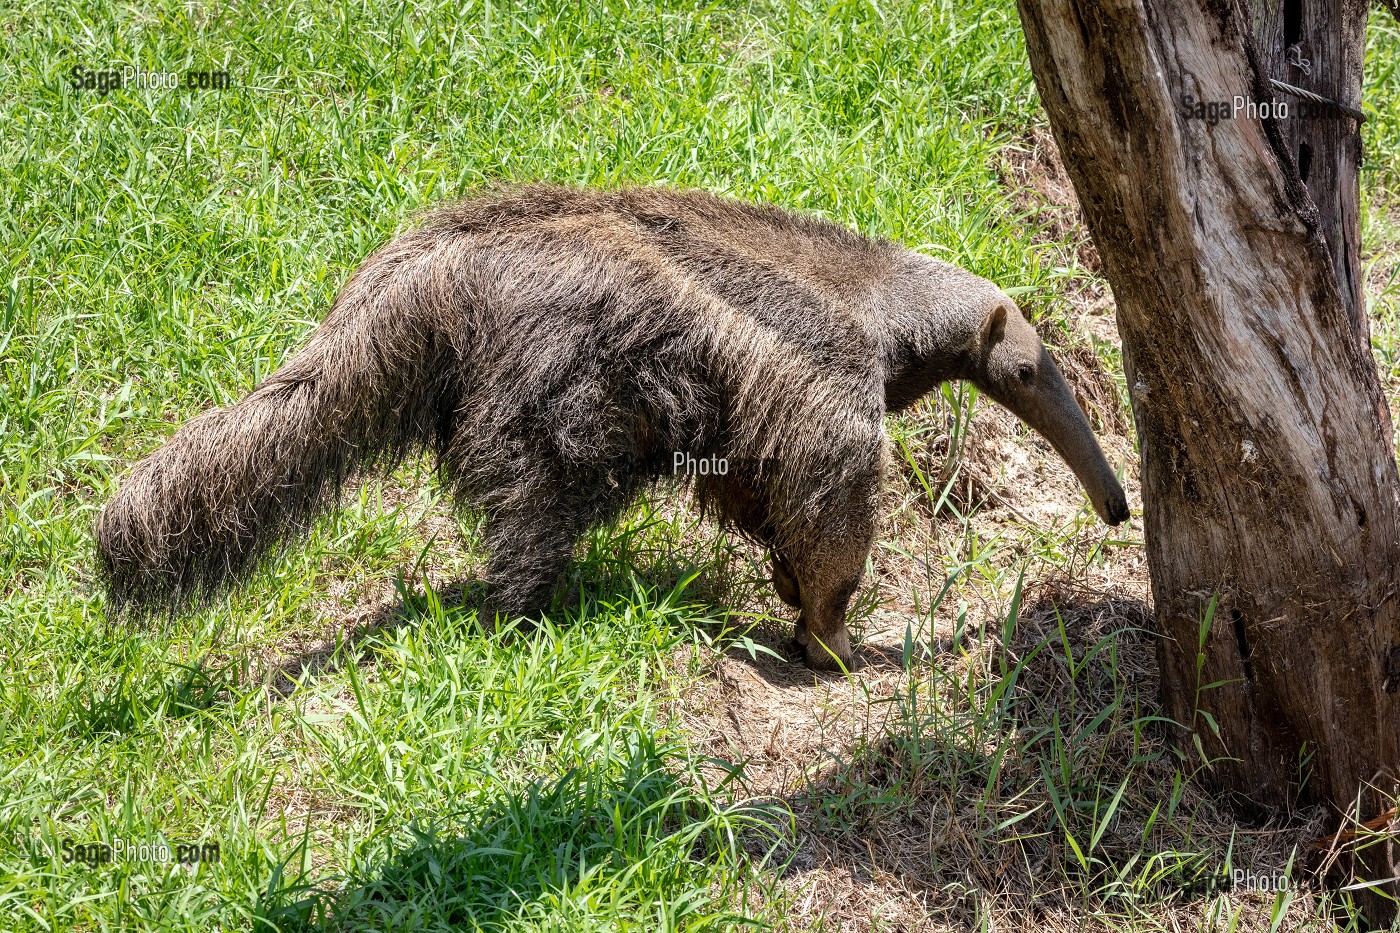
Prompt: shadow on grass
<box><xmin>260</xmin><ymin>577</ymin><xmax>489</xmax><ymax>697</ymax></box>
<box><xmin>66</xmin><ymin>540</ymin><xmax>777</xmax><ymax>740</ymax></box>
<box><xmin>262</xmin><ymin>521</ymin><xmax>806</xmax><ymax>698</ymax></box>
<box><xmin>731</xmin><ymin>589</ymin><xmax>1322</xmax><ymax>929</ymax></box>
<box><xmin>253</xmin><ymin>738</ymin><xmax>784</xmax><ymax>932</ymax></box>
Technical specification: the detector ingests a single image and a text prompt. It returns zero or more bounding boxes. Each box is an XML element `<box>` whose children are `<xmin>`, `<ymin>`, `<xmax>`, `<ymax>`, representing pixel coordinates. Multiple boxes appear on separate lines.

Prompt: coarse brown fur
<box><xmin>96</xmin><ymin>185</ymin><xmax>1127</xmax><ymax>669</ymax></box>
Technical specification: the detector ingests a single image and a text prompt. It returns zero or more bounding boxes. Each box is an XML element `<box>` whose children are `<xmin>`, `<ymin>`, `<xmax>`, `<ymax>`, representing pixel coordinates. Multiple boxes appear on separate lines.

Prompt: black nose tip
<box><xmin>1107</xmin><ymin>496</ymin><xmax>1130</xmax><ymax>526</ymax></box>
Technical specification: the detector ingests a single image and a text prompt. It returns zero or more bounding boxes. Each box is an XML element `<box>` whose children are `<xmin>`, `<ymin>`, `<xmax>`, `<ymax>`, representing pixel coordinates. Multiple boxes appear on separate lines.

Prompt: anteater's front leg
<box><xmin>697</xmin><ymin>449</ymin><xmax>878</xmax><ymax>669</ymax></box>
<box><xmin>694</xmin><ymin>471</ymin><xmax>803</xmax><ymax>609</ymax></box>
<box><xmin>785</xmin><ymin>460</ymin><xmax>881</xmax><ymax>672</ymax></box>
<box><xmin>791</xmin><ymin>563</ymin><xmax>866</xmax><ymax>671</ymax></box>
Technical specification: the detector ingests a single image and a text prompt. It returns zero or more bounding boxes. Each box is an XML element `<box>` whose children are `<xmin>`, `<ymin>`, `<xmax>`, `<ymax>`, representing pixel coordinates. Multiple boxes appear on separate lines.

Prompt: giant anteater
<box><xmin>96</xmin><ymin>185</ymin><xmax>1128</xmax><ymax>670</ymax></box>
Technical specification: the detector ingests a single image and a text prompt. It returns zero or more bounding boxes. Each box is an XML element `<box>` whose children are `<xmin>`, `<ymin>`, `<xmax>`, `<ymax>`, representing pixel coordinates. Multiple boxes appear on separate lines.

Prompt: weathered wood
<box><xmin>1248</xmin><ymin>0</ymin><xmax>1367</xmax><ymax>333</ymax></box>
<box><xmin>1015</xmin><ymin>0</ymin><xmax>1400</xmax><ymax>912</ymax></box>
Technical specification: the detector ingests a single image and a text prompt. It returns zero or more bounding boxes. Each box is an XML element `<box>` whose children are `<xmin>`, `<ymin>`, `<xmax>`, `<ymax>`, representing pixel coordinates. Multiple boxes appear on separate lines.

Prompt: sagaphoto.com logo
<box><xmin>44</xmin><ymin>836</ymin><xmax>223</xmax><ymax>869</ymax></box>
<box><xmin>69</xmin><ymin>64</ymin><xmax>232</xmax><ymax>96</ymax></box>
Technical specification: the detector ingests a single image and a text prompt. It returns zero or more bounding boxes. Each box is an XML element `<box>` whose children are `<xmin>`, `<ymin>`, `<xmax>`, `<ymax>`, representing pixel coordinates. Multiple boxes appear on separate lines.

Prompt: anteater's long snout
<box><xmin>1012</xmin><ymin>351</ymin><xmax>1129</xmax><ymax>526</ymax></box>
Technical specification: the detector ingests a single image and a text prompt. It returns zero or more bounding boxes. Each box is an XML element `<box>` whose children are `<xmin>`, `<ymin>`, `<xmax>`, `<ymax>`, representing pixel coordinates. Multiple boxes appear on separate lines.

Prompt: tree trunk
<box><xmin>1014</xmin><ymin>0</ymin><xmax>1400</xmax><ymax>914</ymax></box>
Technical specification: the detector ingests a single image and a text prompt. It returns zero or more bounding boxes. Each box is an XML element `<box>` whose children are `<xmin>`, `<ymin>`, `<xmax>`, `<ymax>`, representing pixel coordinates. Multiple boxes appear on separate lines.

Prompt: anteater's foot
<box><xmin>799</xmin><ymin>624</ymin><xmax>854</xmax><ymax>672</ymax></box>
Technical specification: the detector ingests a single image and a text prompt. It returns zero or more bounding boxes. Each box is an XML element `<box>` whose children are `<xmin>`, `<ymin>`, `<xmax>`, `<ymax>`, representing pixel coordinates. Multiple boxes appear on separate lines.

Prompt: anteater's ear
<box><xmin>980</xmin><ymin>303</ymin><xmax>1008</xmax><ymax>347</ymax></box>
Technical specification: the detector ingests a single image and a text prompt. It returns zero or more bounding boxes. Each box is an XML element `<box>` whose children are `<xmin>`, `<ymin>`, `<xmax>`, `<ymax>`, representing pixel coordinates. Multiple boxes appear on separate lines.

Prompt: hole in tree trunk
<box><xmin>1298</xmin><ymin>142</ymin><xmax>1312</xmax><ymax>183</ymax></box>
<box><xmin>1284</xmin><ymin>0</ymin><xmax>1302</xmax><ymax>47</ymax></box>
<box><xmin>1231</xmin><ymin>607</ymin><xmax>1254</xmax><ymax>680</ymax></box>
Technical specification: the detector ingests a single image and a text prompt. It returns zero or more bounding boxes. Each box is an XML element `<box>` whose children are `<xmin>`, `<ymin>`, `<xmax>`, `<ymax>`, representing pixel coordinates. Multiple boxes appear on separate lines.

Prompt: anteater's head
<box><xmin>967</xmin><ymin>299</ymin><xmax>1130</xmax><ymax>526</ymax></box>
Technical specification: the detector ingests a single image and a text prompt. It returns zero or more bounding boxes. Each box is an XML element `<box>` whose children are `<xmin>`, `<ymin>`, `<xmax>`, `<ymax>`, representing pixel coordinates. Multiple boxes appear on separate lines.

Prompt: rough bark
<box><xmin>1015</xmin><ymin>0</ymin><xmax>1400</xmax><ymax>911</ymax></box>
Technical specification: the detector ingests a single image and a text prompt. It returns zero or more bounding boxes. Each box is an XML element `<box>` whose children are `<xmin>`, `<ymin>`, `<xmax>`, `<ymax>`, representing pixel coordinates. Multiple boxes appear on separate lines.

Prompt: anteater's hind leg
<box><xmin>771</xmin><ymin>551</ymin><xmax>801</xmax><ymax>608</ymax></box>
<box><xmin>478</xmin><ymin>481</ymin><xmax>634</xmax><ymax>627</ymax></box>
<box><xmin>479</xmin><ymin>508</ymin><xmax>581</xmax><ymax>625</ymax></box>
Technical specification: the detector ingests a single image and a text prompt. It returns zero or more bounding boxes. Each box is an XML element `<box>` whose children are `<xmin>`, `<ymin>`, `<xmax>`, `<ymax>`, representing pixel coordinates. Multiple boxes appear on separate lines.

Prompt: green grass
<box><xmin>2</xmin><ymin>0</ymin><xmax>1400</xmax><ymax>930</ymax></box>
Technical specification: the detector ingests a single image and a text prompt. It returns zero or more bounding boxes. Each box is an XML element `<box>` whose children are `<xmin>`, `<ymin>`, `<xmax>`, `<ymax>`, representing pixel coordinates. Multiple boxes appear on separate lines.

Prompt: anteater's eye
<box><xmin>1017</xmin><ymin>364</ymin><xmax>1035</xmax><ymax>385</ymax></box>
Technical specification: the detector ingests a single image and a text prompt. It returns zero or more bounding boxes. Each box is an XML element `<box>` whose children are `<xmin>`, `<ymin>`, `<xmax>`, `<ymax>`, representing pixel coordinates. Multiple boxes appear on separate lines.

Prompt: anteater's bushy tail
<box><xmin>96</xmin><ymin>242</ymin><xmax>457</xmax><ymax>617</ymax></box>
